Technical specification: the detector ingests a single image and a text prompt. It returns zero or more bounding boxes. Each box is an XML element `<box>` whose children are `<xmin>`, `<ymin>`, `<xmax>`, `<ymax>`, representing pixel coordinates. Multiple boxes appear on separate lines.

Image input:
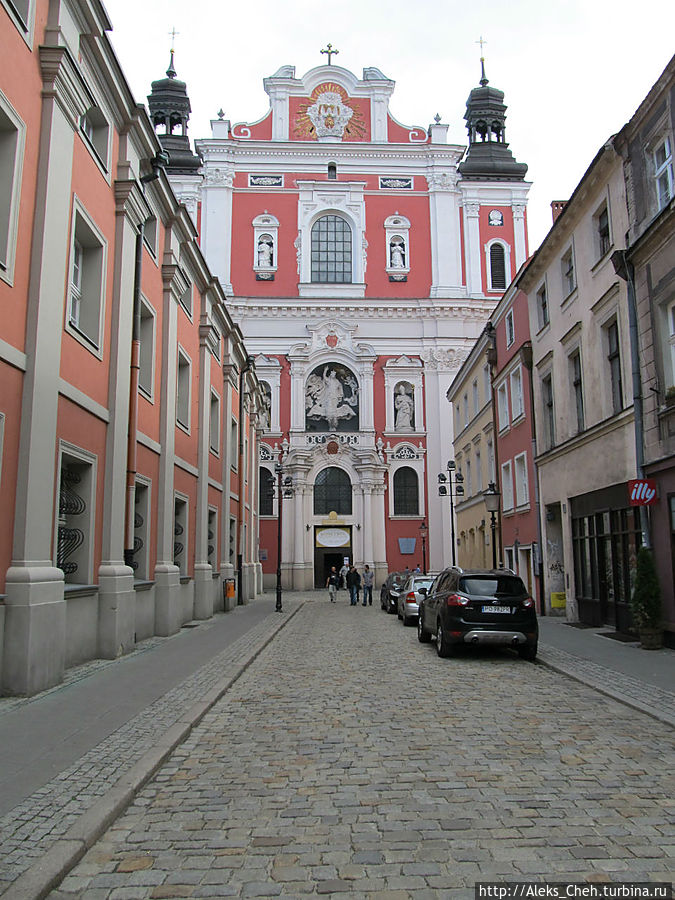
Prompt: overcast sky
<box><xmin>105</xmin><ymin>0</ymin><xmax>673</xmax><ymax>251</ymax></box>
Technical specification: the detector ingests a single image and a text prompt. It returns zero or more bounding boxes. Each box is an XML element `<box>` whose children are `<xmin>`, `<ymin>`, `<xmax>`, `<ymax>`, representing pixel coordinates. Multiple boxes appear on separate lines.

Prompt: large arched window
<box><xmin>259</xmin><ymin>467</ymin><xmax>274</xmax><ymax>516</ymax></box>
<box><xmin>489</xmin><ymin>243</ymin><xmax>507</xmax><ymax>291</ymax></box>
<box><xmin>311</xmin><ymin>215</ymin><xmax>352</xmax><ymax>283</ymax></box>
<box><xmin>393</xmin><ymin>466</ymin><xmax>419</xmax><ymax>516</ymax></box>
<box><xmin>314</xmin><ymin>467</ymin><xmax>352</xmax><ymax>515</ymax></box>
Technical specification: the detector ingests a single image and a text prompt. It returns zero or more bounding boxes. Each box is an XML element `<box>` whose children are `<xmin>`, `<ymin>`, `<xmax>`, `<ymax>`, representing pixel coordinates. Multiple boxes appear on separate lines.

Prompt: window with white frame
<box><xmin>385</xmin><ymin>214</ymin><xmax>411</xmax><ymax>276</ymax></box>
<box><xmin>311</xmin><ymin>215</ymin><xmax>352</xmax><ymax>283</ymax></box>
<box><xmin>497</xmin><ymin>381</ymin><xmax>509</xmax><ymax>430</ymax></box>
<box><xmin>514</xmin><ymin>453</ymin><xmax>529</xmax><ymax>507</ymax></box>
<box><xmin>561</xmin><ymin>246</ymin><xmax>576</xmax><ymax>297</ymax></box>
<box><xmin>393</xmin><ymin>466</ymin><xmax>419</xmax><ymax>516</ymax></box>
<box><xmin>143</xmin><ymin>211</ymin><xmax>158</xmax><ymax>258</ymax></box>
<box><xmin>67</xmin><ymin>203</ymin><xmax>106</xmax><ymax>350</ymax></box>
<box><xmin>231</xmin><ymin>419</ymin><xmax>238</xmax><ymax>470</ymax></box>
<box><xmin>606</xmin><ymin>319</ymin><xmax>623</xmax><ymax>415</ymax></box>
<box><xmin>176</xmin><ymin>349</ymin><xmax>191</xmax><ymax>430</ymax></box>
<box><xmin>594</xmin><ymin>202</ymin><xmax>611</xmax><ymax>259</ymax></box>
<box><xmin>56</xmin><ymin>448</ymin><xmax>95</xmax><ymax>585</ymax></box>
<box><xmin>570</xmin><ymin>349</ymin><xmax>585</xmax><ymax>433</ymax></box>
<box><xmin>207</xmin><ymin>508</ymin><xmax>217</xmax><ymax>570</ymax></box>
<box><xmin>472</xmin><ymin>379</ymin><xmax>479</xmax><ymax>415</ymax></box>
<box><xmin>536</xmin><ymin>282</ymin><xmax>549</xmax><ymax>330</ymax></box>
<box><xmin>501</xmin><ymin>460</ymin><xmax>514</xmax><ymax>511</ymax></box>
<box><xmin>487</xmin><ymin>439</ymin><xmax>495</xmax><ymax>482</ymax></box>
<box><xmin>475</xmin><ymin>447</ymin><xmax>482</xmax><ymax>492</ymax></box>
<box><xmin>510</xmin><ymin>367</ymin><xmax>524</xmax><ymax>419</ymax></box>
<box><xmin>487</xmin><ymin>241</ymin><xmax>508</xmax><ymax>291</ymax></box>
<box><xmin>79</xmin><ymin>107</ymin><xmax>109</xmax><ymax>171</ymax></box>
<box><xmin>465</xmin><ymin>457</ymin><xmax>472</xmax><ymax>497</ymax></box>
<box><xmin>252</xmin><ymin>213</ymin><xmax>279</xmax><ymax>279</ymax></box>
<box><xmin>505</xmin><ymin>309</ymin><xmax>515</xmax><ymax>347</ymax></box>
<box><xmin>2</xmin><ymin>0</ymin><xmax>32</xmax><ymax>34</ymax></box>
<box><xmin>138</xmin><ymin>298</ymin><xmax>155</xmax><ymax>398</ymax></box>
<box><xmin>463</xmin><ymin>393</ymin><xmax>469</xmax><ymax>427</ymax></box>
<box><xmin>133</xmin><ymin>479</ymin><xmax>150</xmax><ymax>579</ymax></box>
<box><xmin>209</xmin><ymin>390</ymin><xmax>220</xmax><ymax>454</ymax></box>
<box><xmin>259</xmin><ymin>467</ymin><xmax>274</xmax><ymax>516</ymax></box>
<box><xmin>0</xmin><ymin>94</ymin><xmax>25</xmax><ymax>284</ymax></box>
<box><xmin>483</xmin><ymin>364</ymin><xmax>491</xmax><ymax>405</ymax></box>
<box><xmin>654</xmin><ymin>136</ymin><xmax>673</xmax><ymax>211</ymax></box>
<box><xmin>668</xmin><ymin>299</ymin><xmax>675</xmax><ymax>388</ymax></box>
<box><xmin>542</xmin><ymin>373</ymin><xmax>555</xmax><ymax>449</ymax></box>
<box><xmin>229</xmin><ymin>516</ymin><xmax>237</xmax><ymax>564</ymax></box>
<box><xmin>173</xmin><ymin>495</ymin><xmax>188</xmax><ymax>575</ymax></box>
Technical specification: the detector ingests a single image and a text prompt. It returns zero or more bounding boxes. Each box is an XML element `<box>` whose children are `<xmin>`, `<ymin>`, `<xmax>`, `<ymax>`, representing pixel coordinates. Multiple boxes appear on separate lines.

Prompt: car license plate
<box><xmin>482</xmin><ymin>605</ymin><xmax>510</xmax><ymax>613</ymax></box>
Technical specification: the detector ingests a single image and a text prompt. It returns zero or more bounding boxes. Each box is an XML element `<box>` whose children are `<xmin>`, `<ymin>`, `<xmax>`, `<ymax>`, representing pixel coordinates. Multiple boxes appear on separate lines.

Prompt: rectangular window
<box><xmin>465</xmin><ymin>458</ymin><xmax>472</xmax><ymax>497</ymax></box>
<box><xmin>0</xmin><ymin>96</ymin><xmax>24</xmax><ymax>283</ymax></box>
<box><xmin>79</xmin><ymin>107</ymin><xmax>109</xmax><ymax>171</ymax></box>
<box><xmin>472</xmin><ymin>379</ymin><xmax>479</xmax><ymax>415</ymax></box>
<box><xmin>497</xmin><ymin>382</ymin><xmax>509</xmax><ymax>431</ymax></box>
<box><xmin>475</xmin><ymin>448</ymin><xmax>482</xmax><ymax>493</ymax></box>
<box><xmin>173</xmin><ymin>496</ymin><xmax>188</xmax><ymax>575</ymax></box>
<box><xmin>669</xmin><ymin>300</ymin><xmax>675</xmax><ymax>387</ymax></box>
<box><xmin>595</xmin><ymin>203</ymin><xmax>611</xmax><ymax>259</ymax></box>
<box><xmin>487</xmin><ymin>439</ymin><xmax>494</xmax><ymax>482</ymax></box>
<box><xmin>143</xmin><ymin>212</ymin><xmax>158</xmax><ymax>257</ymax></box>
<box><xmin>209</xmin><ymin>391</ymin><xmax>220</xmax><ymax>454</ymax></box>
<box><xmin>542</xmin><ymin>374</ymin><xmax>555</xmax><ymax>449</ymax></box>
<box><xmin>654</xmin><ymin>136</ymin><xmax>673</xmax><ymax>211</ymax></box>
<box><xmin>2</xmin><ymin>0</ymin><xmax>31</xmax><ymax>36</ymax></box>
<box><xmin>501</xmin><ymin>460</ymin><xmax>514</xmax><ymax>511</ymax></box>
<box><xmin>570</xmin><ymin>350</ymin><xmax>585</xmax><ymax>433</ymax></box>
<box><xmin>133</xmin><ymin>480</ymin><xmax>150</xmax><ymax>580</ymax></box>
<box><xmin>67</xmin><ymin>203</ymin><xmax>106</xmax><ymax>350</ymax></box>
<box><xmin>515</xmin><ymin>453</ymin><xmax>529</xmax><ymax>507</ymax></box>
<box><xmin>561</xmin><ymin>247</ymin><xmax>575</xmax><ymax>296</ymax></box>
<box><xmin>463</xmin><ymin>393</ymin><xmax>469</xmax><ymax>428</ymax></box>
<box><xmin>483</xmin><ymin>364</ymin><xmax>491</xmax><ymax>405</ymax></box>
<box><xmin>138</xmin><ymin>299</ymin><xmax>155</xmax><ymax>398</ymax></box>
<box><xmin>208</xmin><ymin>508</ymin><xmax>217</xmax><ymax>570</ymax></box>
<box><xmin>536</xmin><ymin>283</ymin><xmax>549</xmax><ymax>329</ymax></box>
<box><xmin>231</xmin><ymin>418</ymin><xmax>238</xmax><ymax>470</ymax></box>
<box><xmin>510</xmin><ymin>367</ymin><xmax>524</xmax><ymax>420</ymax></box>
<box><xmin>607</xmin><ymin>320</ymin><xmax>623</xmax><ymax>415</ymax></box>
<box><xmin>176</xmin><ymin>350</ymin><xmax>191</xmax><ymax>429</ymax></box>
<box><xmin>505</xmin><ymin>310</ymin><xmax>515</xmax><ymax>347</ymax></box>
<box><xmin>229</xmin><ymin>516</ymin><xmax>237</xmax><ymax>564</ymax></box>
<box><xmin>57</xmin><ymin>450</ymin><xmax>95</xmax><ymax>585</ymax></box>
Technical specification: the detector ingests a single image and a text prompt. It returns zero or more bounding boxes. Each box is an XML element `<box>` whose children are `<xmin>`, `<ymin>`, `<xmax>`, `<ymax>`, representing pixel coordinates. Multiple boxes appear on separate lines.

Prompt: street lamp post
<box><xmin>438</xmin><ymin>460</ymin><xmax>464</xmax><ymax>567</ymax></box>
<box><xmin>419</xmin><ymin>520</ymin><xmax>428</xmax><ymax>574</ymax></box>
<box><xmin>484</xmin><ymin>481</ymin><xmax>501</xmax><ymax>570</ymax></box>
<box><xmin>274</xmin><ymin>462</ymin><xmax>293</xmax><ymax>613</ymax></box>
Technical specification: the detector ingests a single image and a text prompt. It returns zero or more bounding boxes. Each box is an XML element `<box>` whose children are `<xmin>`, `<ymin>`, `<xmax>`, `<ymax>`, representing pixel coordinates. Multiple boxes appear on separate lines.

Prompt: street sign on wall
<box><xmin>628</xmin><ymin>479</ymin><xmax>657</xmax><ymax>506</ymax></box>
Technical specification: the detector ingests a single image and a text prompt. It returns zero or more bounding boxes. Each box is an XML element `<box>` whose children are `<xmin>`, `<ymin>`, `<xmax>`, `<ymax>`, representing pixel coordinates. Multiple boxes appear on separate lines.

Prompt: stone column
<box><xmin>362</xmin><ymin>486</ymin><xmax>374</xmax><ymax>565</ymax></box>
<box><xmin>3</xmin><ymin>47</ymin><xmax>83</xmax><ymax>695</ymax></box>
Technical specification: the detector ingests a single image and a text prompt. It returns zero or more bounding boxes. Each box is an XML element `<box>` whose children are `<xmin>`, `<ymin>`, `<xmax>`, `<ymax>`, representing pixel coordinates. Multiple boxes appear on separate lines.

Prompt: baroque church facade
<box><xmin>153</xmin><ymin>55</ymin><xmax>530</xmax><ymax>590</ymax></box>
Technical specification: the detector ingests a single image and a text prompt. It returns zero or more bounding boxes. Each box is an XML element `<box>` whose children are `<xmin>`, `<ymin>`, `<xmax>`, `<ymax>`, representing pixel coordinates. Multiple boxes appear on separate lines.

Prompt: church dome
<box><xmin>147</xmin><ymin>51</ymin><xmax>201</xmax><ymax>175</ymax></box>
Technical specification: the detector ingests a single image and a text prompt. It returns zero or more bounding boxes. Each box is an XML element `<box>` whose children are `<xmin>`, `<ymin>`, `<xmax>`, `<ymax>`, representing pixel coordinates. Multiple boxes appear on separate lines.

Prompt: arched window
<box><xmin>311</xmin><ymin>215</ymin><xmax>352</xmax><ymax>283</ymax></box>
<box><xmin>489</xmin><ymin>243</ymin><xmax>506</xmax><ymax>291</ymax></box>
<box><xmin>327</xmin><ymin>162</ymin><xmax>337</xmax><ymax>180</ymax></box>
<box><xmin>259</xmin><ymin>467</ymin><xmax>273</xmax><ymax>516</ymax></box>
<box><xmin>393</xmin><ymin>466</ymin><xmax>419</xmax><ymax>516</ymax></box>
<box><xmin>314</xmin><ymin>467</ymin><xmax>352</xmax><ymax>515</ymax></box>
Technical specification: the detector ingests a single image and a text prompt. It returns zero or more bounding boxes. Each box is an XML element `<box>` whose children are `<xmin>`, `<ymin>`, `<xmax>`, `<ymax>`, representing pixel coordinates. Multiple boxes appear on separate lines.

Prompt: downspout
<box><xmin>522</xmin><ymin>341</ymin><xmax>546</xmax><ymax>615</ymax></box>
<box><xmin>485</xmin><ymin>322</ymin><xmax>503</xmax><ymax>565</ymax></box>
<box><xmin>611</xmin><ymin>249</ymin><xmax>651</xmax><ymax>549</ymax></box>
<box><xmin>237</xmin><ymin>355</ymin><xmax>255</xmax><ymax>604</ymax></box>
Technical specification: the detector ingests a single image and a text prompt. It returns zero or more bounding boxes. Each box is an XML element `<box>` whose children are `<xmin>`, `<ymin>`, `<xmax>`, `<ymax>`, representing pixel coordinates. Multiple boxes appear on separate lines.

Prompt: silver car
<box><xmin>397</xmin><ymin>574</ymin><xmax>435</xmax><ymax>626</ymax></box>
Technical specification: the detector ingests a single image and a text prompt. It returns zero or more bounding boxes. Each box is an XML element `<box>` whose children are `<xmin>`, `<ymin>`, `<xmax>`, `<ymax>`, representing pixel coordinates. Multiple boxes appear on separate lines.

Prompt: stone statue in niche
<box><xmin>260</xmin><ymin>382</ymin><xmax>272</xmax><ymax>431</ymax></box>
<box><xmin>257</xmin><ymin>235</ymin><xmax>273</xmax><ymax>268</ymax></box>
<box><xmin>390</xmin><ymin>238</ymin><xmax>406</xmax><ymax>269</ymax></box>
<box><xmin>394</xmin><ymin>383</ymin><xmax>414</xmax><ymax>431</ymax></box>
<box><xmin>305</xmin><ymin>364</ymin><xmax>359</xmax><ymax>432</ymax></box>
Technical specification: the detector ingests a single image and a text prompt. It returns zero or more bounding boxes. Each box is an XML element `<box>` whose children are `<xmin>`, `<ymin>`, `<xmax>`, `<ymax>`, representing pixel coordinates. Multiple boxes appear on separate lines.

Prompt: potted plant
<box><xmin>630</xmin><ymin>547</ymin><xmax>663</xmax><ymax>649</ymax></box>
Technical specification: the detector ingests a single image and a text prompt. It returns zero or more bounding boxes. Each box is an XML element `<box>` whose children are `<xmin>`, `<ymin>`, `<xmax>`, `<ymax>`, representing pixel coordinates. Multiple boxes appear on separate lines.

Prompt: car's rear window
<box><xmin>459</xmin><ymin>576</ymin><xmax>527</xmax><ymax>597</ymax></box>
<box><xmin>412</xmin><ymin>578</ymin><xmax>433</xmax><ymax>589</ymax></box>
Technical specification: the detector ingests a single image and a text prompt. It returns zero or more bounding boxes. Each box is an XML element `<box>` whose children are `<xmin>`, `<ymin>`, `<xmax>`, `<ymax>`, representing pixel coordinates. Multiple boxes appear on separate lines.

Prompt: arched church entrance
<box><xmin>312</xmin><ymin>467</ymin><xmax>352</xmax><ymax>587</ymax></box>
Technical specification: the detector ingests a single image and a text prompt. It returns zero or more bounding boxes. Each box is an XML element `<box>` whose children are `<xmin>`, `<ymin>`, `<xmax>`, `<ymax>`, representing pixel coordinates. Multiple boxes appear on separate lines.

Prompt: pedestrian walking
<box><xmin>346</xmin><ymin>565</ymin><xmax>361</xmax><ymax>606</ymax></box>
<box><xmin>362</xmin><ymin>564</ymin><xmax>374</xmax><ymax>605</ymax></box>
<box><xmin>326</xmin><ymin>566</ymin><xmax>339</xmax><ymax>602</ymax></box>
<box><xmin>339</xmin><ymin>562</ymin><xmax>349</xmax><ymax>590</ymax></box>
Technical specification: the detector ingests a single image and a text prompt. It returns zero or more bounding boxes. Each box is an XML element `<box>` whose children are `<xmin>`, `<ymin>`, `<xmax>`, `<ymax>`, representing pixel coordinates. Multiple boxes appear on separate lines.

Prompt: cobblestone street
<box><xmin>46</xmin><ymin>594</ymin><xmax>674</xmax><ymax>899</ymax></box>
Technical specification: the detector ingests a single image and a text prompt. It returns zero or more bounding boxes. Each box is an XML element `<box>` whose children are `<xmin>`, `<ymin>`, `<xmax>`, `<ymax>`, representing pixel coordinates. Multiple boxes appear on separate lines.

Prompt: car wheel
<box><xmin>402</xmin><ymin>613</ymin><xmax>411</xmax><ymax>626</ymax></box>
<box><xmin>397</xmin><ymin>605</ymin><xmax>402</xmax><ymax>619</ymax></box>
<box><xmin>417</xmin><ymin>609</ymin><xmax>431</xmax><ymax>643</ymax></box>
<box><xmin>436</xmin><ymin>618</ymin><xmax>454</xmax><ymax>658</ymax></box>
<box><xmin>518</xmin><ymin>642</ymin><xmax>538</xmax><ymax>661</ymax></box>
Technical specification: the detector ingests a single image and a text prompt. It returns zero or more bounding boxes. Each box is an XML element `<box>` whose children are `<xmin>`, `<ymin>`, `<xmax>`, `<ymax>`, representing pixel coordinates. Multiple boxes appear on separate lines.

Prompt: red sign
<box><xmin>628</xmin><ymin>479</ymin><xmax>657</xmax><ymax>506</ymax></box>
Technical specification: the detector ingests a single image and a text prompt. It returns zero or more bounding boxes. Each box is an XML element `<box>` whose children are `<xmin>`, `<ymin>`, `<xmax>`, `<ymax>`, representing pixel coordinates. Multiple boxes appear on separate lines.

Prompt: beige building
<box><xmin>520</xmin><ymin>143</ymin><xmax>637</xmax><ymax>625</ymax></box>
<box><xmin>447</xmin><ymin>328</ymin><xmax>497</xmax><ymax>569</ymax></box>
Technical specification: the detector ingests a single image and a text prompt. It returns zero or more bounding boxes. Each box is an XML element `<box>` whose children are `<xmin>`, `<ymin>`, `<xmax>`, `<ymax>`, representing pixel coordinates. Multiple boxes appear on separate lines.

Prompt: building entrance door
<box><xmin>313</xmin><ymin>526</ymin><xmax>352</xmax><ymax>588</ymax></box>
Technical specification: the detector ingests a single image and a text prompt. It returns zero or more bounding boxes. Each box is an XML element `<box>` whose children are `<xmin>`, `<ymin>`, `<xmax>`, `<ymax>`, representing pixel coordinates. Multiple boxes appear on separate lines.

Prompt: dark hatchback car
<box><xmin>380</xmin><ymin>572</ymin><xmax>405</xmax><ymax>614</ymax></box>
<box><xmin>417</xmin><ymin>567</ymin><xmax>538</xmax><ymax>660</ymax></box>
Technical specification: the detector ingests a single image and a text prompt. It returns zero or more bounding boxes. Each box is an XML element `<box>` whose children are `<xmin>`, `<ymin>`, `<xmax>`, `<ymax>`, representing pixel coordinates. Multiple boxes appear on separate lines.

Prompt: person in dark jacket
<box><xmin>346</xmin><ymin>565</ymin><xmax>361</xmax><ymax>606</ymax></box>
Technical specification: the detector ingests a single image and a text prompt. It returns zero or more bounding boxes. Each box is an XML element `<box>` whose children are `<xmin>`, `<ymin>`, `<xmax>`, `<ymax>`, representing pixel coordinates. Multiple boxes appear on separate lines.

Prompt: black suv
<box><xmin>417</xmin><ymin>567</ymin><xmax>538</xmax><ymax>660</ymax></box>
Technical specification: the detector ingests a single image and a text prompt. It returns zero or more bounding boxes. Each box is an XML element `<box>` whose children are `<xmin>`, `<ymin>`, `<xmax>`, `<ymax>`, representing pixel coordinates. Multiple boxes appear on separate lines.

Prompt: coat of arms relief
<box><xmin>294</xmin><ymin>83</ymin><xmax>366</xmax><ymax>141</ymax></box>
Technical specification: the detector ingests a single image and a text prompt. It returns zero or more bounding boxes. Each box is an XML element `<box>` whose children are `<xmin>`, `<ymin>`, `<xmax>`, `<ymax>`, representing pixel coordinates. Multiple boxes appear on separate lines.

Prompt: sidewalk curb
<box><xmin>1</xmin><ymin>603</ymin><xmax>304</xmax><ymax>900</ymax></box>
<box><xmin>536</xmin><ymin>652</ymin><xmax>675</xmax><ymax>730</ymax></box>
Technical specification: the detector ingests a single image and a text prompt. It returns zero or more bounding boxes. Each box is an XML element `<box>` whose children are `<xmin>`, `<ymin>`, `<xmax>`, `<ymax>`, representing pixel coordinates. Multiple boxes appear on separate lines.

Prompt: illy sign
<box><xmin>628</xmin><ymin>479</ymin><xmax>657</xmax><ymax>506</ymax></box>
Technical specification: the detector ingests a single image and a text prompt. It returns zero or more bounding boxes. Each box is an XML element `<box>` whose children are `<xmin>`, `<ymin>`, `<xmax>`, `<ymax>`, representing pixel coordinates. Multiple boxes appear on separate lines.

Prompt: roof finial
<box><xmin>320</xmin><ymin>43</ymin><xmax>339</xmax><ymax>65</ymax></box>
<box><xmin>167</xmin><ymin>27</ymin><xmax>179</xmax><ymax>78</ymax></box>
<box><xmin>476</xmin><ymin>35</ymin><xmax>489</xmax><ymax>86</ymax></box>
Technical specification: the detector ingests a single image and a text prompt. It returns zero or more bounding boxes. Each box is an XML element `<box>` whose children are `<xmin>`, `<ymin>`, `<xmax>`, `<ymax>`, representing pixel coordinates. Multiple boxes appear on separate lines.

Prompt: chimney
<box><xmin>551</xmin><ymin>201</ymin><xmax>567</xmax><ymax>224</ymax></box>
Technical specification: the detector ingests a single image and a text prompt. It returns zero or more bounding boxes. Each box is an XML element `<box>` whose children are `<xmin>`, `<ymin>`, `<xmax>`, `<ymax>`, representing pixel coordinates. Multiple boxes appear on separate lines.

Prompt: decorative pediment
<box><xmin>385</xmin><ymin>355</ymin><xmax>423</xmax><ymax>370</ymax></box>
<box><xmin>254</xmin><ymin>353</ymin><xmax>282</xmax><ymax>370</ymax></box>
<box><xmin>307</xmin><ymin>320</ymin><xmax>358</xmax><ymax>355</ymax></box>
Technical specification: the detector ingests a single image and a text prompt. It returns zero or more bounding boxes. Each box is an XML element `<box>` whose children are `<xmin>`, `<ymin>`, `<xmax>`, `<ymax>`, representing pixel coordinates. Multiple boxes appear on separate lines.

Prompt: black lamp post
<box><xmin>438</xmin><ymin>460</ymin><xmax>464</xmax><ymax>567</ymax></box>
<box><xmin>274</xmin><ymin>462</ymin><xmax>293</xmax><ymax>613</ymax></box>
<box><xmin>484</xmin><ymin>481</ymin><xmax>501</xmax><ymax>570</ymax></box>
<box><xmin>419</xmin><ymin>521</ymin><xmax>428</xmax><ymax>574</ymax></box>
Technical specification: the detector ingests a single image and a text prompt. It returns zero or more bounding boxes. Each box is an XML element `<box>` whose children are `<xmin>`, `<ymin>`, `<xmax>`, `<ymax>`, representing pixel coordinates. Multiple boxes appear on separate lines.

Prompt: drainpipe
<box><xmin>522</xmin><ymin>341</ymin><xmax>546</xmax><ymax>615</ymax></box>
<box><xmin>485</xmin><ymin>322</ymin><xmax>503</xmax><ymax>565</ymax></box>
<box><xmin>124</xmin><ymin>152</ymin><xmax>168</xmax><ymax>570</ymax></box>
<box><xmin>611</xmin><ymin>250</ymin><xmax>651</xmax><ymax>549</ymax></box>
<box><xmin>237</xmin><ymin>355</ymin><xmax>255</xmax><ymax>604</ymax></box>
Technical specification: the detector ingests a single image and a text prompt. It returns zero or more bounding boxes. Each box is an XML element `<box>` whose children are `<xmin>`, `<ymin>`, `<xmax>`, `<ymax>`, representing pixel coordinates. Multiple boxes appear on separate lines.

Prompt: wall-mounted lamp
<box><xmin>355</xmin><ymin>524</ymin><xmax>361</xmax><ymax>530</ymax></box>
<box><xmin>306</xmin><ymin>524</ymin><xmax>311</xmax><ymax>531</ymax></box>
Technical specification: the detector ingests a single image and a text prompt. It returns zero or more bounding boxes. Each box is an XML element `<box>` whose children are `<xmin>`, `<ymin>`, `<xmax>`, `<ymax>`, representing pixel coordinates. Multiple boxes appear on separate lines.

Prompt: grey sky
<box><xmin>105</xmin><ymin>0</ymin><xmax>673</xmax><ymax>250</ymax></box>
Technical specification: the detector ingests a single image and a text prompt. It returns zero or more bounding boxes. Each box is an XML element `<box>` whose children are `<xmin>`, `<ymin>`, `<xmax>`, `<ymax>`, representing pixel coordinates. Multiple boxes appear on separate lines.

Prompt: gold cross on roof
<box><xmin>320</xmin><ymin>43</ymin><xmax>339</xmax><ymax>65</ymax></box>
<box><xmin>169</xmin><ymin>27</ymin><xmax>179</xmax><ymax>52</ymax></box>
<box><xmin>476</xmin><ymin>35</ymin><xmax>487</xmax><ymax>59</ymax></box>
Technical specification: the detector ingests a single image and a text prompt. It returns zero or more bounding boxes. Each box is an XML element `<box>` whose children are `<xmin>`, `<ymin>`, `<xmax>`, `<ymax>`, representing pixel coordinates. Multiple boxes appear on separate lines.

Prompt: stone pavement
<box><xmin>3</xmin><ymin>592</ymin><xmax>666</xmax><ymax>899</ymax></box>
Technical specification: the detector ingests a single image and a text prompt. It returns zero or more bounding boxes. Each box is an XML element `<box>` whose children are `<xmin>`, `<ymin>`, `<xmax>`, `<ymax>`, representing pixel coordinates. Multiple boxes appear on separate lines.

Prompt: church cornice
<box><xmin>225</xmin><ymin>298</ymin><xmax>495</xmax><ymax>321</ymax></box>
<box><xmin>196</xmin><ymin>142</ymin><xmax>465</xmax><ymax>168</ymax></box>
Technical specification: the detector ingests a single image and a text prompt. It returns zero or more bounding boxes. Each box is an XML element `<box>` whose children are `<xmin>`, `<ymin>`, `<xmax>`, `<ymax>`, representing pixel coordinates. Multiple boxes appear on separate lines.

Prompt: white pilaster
<box><xmin>463</xmin><ymin>201</ymin><xmax>483</xmax><ymax>296</ymax></box>
<box><xmin>428</xmin><ymin>173</ymin><xmax>464</xmax><ymax>297</ymax></box>
<box><xmin>513</xmin><ymin>203</ymin><xmax>527</xmax><ymax>270</ymax></box>
<box><xmin>201</xmin><ymin>164</ymin><xmax>234</xmax><ymax>293</ymax></box>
